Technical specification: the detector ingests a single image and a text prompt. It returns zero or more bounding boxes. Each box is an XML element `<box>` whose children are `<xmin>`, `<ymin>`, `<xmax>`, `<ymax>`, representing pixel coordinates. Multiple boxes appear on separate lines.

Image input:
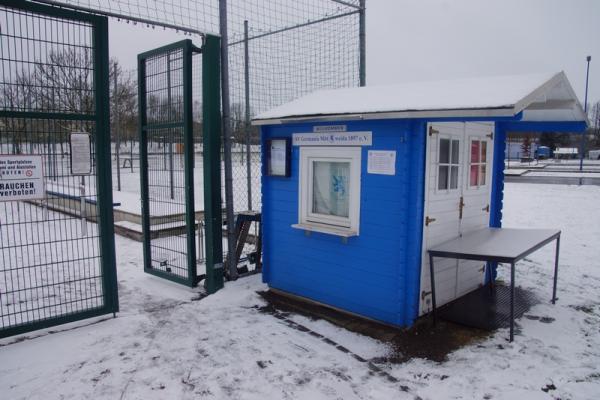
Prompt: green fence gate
<box><xmin>139</xmin><ymin>38</ymin><xmax>224</xmax><ymax>292</ymax></box>
<box><xmin>0</xmin><ymin>0</ymin><xmax>118</xmax><ymax>338</ymax></box>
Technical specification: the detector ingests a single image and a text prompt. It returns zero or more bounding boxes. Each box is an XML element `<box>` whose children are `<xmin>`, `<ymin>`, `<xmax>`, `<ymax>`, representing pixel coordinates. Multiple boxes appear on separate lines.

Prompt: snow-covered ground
<box><xmin>1</xmin><ymin>183</ymin><xmax>599</xmax><ymax>400</ymax></box>
<box><xmin>110</xmin><ymin>145</ymin><xmax>262</xmax><ymax>214</ymax></box>
<box><xmin>29</xmin><ymin>146</ymin><xmax>262</xmax><ymax>215</ymax></box>
<box><xmin>109</xmin><ymin>150</ymin><xmax>262</xmax><ymax>215</ymax></box>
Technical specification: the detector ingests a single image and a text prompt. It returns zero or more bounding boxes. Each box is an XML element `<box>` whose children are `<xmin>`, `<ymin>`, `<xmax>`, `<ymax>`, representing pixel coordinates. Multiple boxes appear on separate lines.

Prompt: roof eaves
<box><xmin>252</xmin><ymin>106</ymin><xmax>517</xmax><ymax>126</ymax></box>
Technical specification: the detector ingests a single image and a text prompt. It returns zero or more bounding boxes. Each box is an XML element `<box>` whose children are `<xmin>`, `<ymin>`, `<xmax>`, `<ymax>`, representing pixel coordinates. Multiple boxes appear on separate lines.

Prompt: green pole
<box><xmin>183</xmin><ymin>40</ymin><xmax>199</xmax><ymax>286</ymax></box>
<box><xmin>202</xmin><ymin>34</ymin><xmax>224</xmax><ymax>293</ymax></box>
<box><xmin>138</xmin><ymin>51</ymin><xmax>152</xmax><ymax>281</ymax></box>
<box><xmin>93</xmin><ymin>14</ymin><xmax>119</xmax><ymax>313</ymax></box>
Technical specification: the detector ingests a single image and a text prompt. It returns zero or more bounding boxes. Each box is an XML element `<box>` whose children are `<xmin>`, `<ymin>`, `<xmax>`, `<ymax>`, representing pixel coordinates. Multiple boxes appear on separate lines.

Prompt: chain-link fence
<box><xmin>46</xmin><ymin>0</ymin><xmax>363</xmax><ymax>212</ymax></box>
<box><xmin>32</xmin><ymin>1</ymin><xmax>363</xmax><ymax>279</ymax></box>
<box><xmin>226</xmin><ymin>0</ymin><xmax>363</xmax><ymax>210</ymax></box>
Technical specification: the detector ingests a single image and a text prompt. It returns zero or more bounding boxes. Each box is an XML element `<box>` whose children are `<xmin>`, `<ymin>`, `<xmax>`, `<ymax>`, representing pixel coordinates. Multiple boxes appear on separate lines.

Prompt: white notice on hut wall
<box><xmin>70</xmin><ymin>132</ymin><xmax>92</xmax><ymax>175</ymax></box>
<box><xmin>367</xmin><ymin>150</ymin><xmax>396</xmax><ymax>175</ymax></box>
<box><xmin>0</xmin><ymin>155</ymin><xmax>45</xmax><ymax>201</ymax></box>
<box><xmin>269</xmin><ymin>139</ymin><xmax>287</xmax><ymax>176</ymax></box>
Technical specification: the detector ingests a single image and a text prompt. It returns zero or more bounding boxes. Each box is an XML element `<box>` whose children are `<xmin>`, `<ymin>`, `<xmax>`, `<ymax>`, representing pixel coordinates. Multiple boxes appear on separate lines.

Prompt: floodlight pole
<box><xmin>580</xmin><ymin>55</ymin><xmax>591</xmax><ymax>171</ymax></box>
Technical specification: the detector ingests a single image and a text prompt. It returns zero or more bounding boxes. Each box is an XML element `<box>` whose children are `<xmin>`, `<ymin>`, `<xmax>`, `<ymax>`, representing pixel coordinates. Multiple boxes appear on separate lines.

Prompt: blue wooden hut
<box><xmin>252</xmin><ymin>72</ymin><xmax>588</xmax><ymax>327</ymax></box>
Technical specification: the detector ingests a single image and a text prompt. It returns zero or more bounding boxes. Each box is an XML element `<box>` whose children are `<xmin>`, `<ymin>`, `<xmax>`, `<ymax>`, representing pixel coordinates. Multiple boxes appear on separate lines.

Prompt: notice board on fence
<box><xmin>70</xmin><ymin>132</ymin><xmax>92</xmax><ymax>175</ymax></box>
<box><xmin>0</xmin><ymin>155</ymin><xmax>45</xmax><ymax>201</ymax></box>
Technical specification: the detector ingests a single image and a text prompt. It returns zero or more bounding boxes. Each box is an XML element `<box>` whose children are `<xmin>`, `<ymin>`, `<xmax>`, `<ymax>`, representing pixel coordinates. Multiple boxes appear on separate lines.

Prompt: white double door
<box><xmin>419</xmin><ymin>122</ymin><xmax>495</xmax><ymax>315</ymax></box>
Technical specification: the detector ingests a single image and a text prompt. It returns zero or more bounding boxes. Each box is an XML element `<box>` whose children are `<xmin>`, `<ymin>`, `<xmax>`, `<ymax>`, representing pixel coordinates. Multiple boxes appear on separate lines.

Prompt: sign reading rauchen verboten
<box><xmin>0</xmin><ymin>155</ymin><xmax>45</xmax><ymax>201</ymax></box>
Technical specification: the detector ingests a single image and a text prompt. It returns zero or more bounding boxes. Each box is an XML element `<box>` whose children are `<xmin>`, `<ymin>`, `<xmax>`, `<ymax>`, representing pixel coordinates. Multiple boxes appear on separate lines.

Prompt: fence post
<box><xmin>93</xmin><ymin>14</ymin><xmax>119</xmax><ymax>314</ymax></box>
<box><xmin>130</xmin><ymin>136</ymin><xmax>134</xmax><ymax>172</ymax></box>
<box><xmin>203</xmin><ymin>34</ymin><xmax>225</xmax><ymax>293</ymax></box>
<box><xmin>167</xmin><ymin>52</ymin><xmax>175</xmax><ymax>200</ymax></box>
<box><xmin>219</xmin><ymin>0</ymin><xmax>239</xmax><ymax>279</ymax></box>
<box><xmin>183</xmin><ymin>40</ymin><xmax>198</xmax><ymax>286</ymax></box>
<box><xmin>244</xmin><ymin>20</ymin><xmax>252</xmax><ymax>211</ymax></box>
<box><xmin>138</xmin><ymin>54</ymin><xmax>152</xmax><ymax>289</ymax></box>
<box><xmin>80</xmin><ymin>176</ymin><xmax>87</xmax><ymax>236</ymax></box>
<box><xmin>359</xmin><ymin>0</ymin><xmax>366</xmax><ymax>87</ymax></box>
<box><xmin>114</xmin><ymin>61</ymin><xmax>121</xmax><ymax>191</ymax></box>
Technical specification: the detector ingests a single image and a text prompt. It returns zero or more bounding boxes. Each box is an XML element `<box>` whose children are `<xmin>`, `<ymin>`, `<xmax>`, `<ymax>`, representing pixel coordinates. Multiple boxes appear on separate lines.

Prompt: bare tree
<box><xmin>2</xmin><ymin>49</ymin><xmax>139</xmax><ymax>158</ymax></box>
<box><xmin>521</xmin><ymin>136</ymin><xmax>532</xmax><ymax>159</ymax></box>
<box><xmin>33</xmin><ymin>48</ymin><xmax>94</xmax><ymax>114</ymax></box>
<box><xmin>590</xmin><ymin>101</ymin><xmax>600</xmax><ymax>147</ymax></box>
<box><xmin>110</xmin><ymin>61</ymin><xmax>138</xmax><ymax>142</ymax></box>
<box><xmin>230</xmin><ymin>102</ymin><xmax>258</xmax><ymax>145</ymax></box>
<box><xmin>0</xmin><ymin>70</ymin><xmax>36</xmax><ymax>154</ymax></box>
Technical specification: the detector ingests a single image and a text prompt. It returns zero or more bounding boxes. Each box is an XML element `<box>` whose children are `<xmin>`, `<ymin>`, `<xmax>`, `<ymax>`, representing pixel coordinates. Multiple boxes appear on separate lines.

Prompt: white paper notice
<box><xmin>70</xmin><ymin>132</ymin><xmax>92</xmax><ymax>175</ymax></box>
<box><xmin>0</xmin><ymin>155</ymin><xmax>45</xmax><ymax>201</ymax></box>
<box><xmin>268</xmin><ymin>139</ymin><xmax>287</xmax><ymax>176</ymax></box>
<box><xmin>367</xmin><ymin>150</ymin><xmax>396</xmax><ymax>175</ymax></box>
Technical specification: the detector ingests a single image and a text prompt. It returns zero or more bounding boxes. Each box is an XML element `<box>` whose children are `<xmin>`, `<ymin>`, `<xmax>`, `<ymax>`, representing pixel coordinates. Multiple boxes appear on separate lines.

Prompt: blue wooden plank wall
<box><xmin>261</xmin><ymin>119</ymin><xmax>427</xmax><ymax>326</ymax></box>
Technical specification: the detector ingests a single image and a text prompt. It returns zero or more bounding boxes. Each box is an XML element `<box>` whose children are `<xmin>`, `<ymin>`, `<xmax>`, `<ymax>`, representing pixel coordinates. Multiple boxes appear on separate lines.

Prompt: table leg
<box><xmin>510</xmin><ymin>262</ymin><xmax>515</xmax><ymax>342</ymax></box>
<box><xmin>429</xmin><ymin>253</ymin><xmax>437</xmax><ymax>326</ymax></box>
<box><xmin>487</xmin><ymin>262</ymin><xmax>495</xmax><ymax>295</ymax></box>
<box><xmin>552</xmin><ymin>235</ymin><xmax>560</xmax><ymax>304</ymax></box>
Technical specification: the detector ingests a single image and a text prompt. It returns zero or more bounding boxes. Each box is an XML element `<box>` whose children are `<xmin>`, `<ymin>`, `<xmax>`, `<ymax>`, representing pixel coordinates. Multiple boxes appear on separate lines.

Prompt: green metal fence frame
<box><xmin>202</xmin><ymin>35</ymin><xmax>225</xmax><ymax>294</ymax></box>
<box><xmin>0</xmin><ymin>0</ymin><xmax>118</xmax><ymax>338</ymax></box>
<box><xmin>138</xmin><ymin>37</ymin><xmax>224</xmax><ymax>292</ymax></box>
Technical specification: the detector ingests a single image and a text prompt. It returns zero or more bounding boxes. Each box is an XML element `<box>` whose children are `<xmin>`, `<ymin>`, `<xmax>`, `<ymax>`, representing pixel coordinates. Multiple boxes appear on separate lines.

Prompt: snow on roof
<box><xmin>253</xmin><ymin>72</ymin><xmax>587</xmax><ymax>124</ymax></box>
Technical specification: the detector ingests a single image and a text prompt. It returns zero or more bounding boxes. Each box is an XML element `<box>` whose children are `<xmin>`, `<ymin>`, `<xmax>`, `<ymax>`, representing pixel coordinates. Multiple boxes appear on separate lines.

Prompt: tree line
<box><xmin>1</xmin><ymin>48</ymin><xmax>259</xmax><ymax>155</ymax></box>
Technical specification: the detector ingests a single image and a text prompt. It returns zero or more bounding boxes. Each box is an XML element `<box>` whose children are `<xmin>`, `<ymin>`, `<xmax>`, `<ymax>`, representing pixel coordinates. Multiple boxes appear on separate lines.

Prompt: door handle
<box><xmin>459</xmin><ymin>196</ymin><xmax>465</xmax><ymax>219</ymax></box>
<box><xmin>482</xmin><ymin>204</ymin><xmax>489</xmax><ymax>212</ymax></box>
<box><xmin>425</xmin><ymin>216</ymin><xmax>436</xmax><ymax>226</ymax></box>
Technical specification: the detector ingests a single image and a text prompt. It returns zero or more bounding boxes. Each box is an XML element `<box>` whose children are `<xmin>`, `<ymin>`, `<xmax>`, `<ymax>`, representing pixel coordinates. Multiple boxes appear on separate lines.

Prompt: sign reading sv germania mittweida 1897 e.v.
<box><xmin>292</xmin><ymin>131</ymin><xmax>372</xmax><ymax>146</ymax></box>
<box><xmin>0</xmin><ymin>155</ymin><xmax>45</xmax><ymax>201</ymax></box>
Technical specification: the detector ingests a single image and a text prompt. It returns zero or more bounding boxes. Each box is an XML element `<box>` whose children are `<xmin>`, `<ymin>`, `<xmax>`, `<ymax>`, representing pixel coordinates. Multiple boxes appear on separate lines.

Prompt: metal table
<box><xmin>428</xmin><ymin>227</ymin><xmax>561</xmax><ymax>342</ymax></box>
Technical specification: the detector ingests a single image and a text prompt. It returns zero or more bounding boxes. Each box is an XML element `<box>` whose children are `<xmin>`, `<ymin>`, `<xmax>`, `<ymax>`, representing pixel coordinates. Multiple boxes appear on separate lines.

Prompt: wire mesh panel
<box><xmin>42</xmin><ymin>0</ymin><xmax>362</xmax><ymax>274</ymax></box>
<box><xmin>228</xmin><ymin>4</ymin><xmax>362</xmax><ymax>210</ymax></box>
<box><xmin>139</xmin><ymin>40</ymin><xmax>199</xmax><ymax>286</ymax></box>
<box><xmin>48</xmin><ymin>0</ymin><xmax>362</xmax><ymax>213</ymax></box>
<box><xmin>0</xmin><ymin>0</ymin><xmax>118</xmax><ymax>338</ymax></box>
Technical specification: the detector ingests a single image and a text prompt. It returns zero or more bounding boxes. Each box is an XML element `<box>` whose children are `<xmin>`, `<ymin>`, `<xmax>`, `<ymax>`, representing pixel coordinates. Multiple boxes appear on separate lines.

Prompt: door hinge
<box><xmin>425</xmin><ymin>216</ymin><xmax>437</xmax><ymax>226</ymax></box>
<box><xmin>459</xmin><ymin>196</ymin><xmax>465</xmax><ymax>219</ymax></box>
<box><xmin>482</xmin><ymin>204</ymin><xmax>489</xmax><ymax>213</ymax></box>
<box><xmin>487</xmin><ymin>132</ymin><xmax>494</xmax><ymax>140</ymax></box>
<box><xmin>428</xmin><ymin>126</ymin><xmax>439</xmax><ymax>136</ymax></box>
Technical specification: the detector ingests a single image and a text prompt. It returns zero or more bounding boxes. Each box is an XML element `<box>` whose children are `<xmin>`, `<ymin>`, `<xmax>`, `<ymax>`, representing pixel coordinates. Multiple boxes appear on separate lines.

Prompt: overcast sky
<box><xmin>109</xmin><ymin>0</ymin><xmax>599</xmax><ymax>105</ymax></box>
<box><xmin>367</xmin><ymin>0</ymin><xmax>599</xmax><ymax>105</ymax></box>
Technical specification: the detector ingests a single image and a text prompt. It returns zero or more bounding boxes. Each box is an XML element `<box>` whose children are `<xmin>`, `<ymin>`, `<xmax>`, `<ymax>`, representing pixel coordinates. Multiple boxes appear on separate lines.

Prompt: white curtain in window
<box><xmin>312</xmin><ymin>161</ymin><xmax>350</xmax><ymax>218</ymax></box>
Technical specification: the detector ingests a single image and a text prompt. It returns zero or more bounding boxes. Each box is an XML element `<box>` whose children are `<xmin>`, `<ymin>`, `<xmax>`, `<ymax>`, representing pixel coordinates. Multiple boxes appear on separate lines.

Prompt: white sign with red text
<box><xmin>0</xmin><ymin>155</ymin><xmax>45</xmax><ymax>201</ymax></box>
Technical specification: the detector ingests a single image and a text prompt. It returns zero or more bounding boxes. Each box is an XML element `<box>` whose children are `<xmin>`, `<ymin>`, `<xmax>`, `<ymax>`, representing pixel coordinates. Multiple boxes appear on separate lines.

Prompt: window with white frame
<box><xmin>437</xmin><ymin>137</ymin><xmax>460</xmax><ymax>191</ymax></box>
<box><xmin>298</xmin><ymin>146</ymin><xmax>361</xmax><ymax>235</ymax></box>
<box><xmin>469</xmin><ymin>139</ymin><xmax>487</xmax><ymax>187</ymax></box>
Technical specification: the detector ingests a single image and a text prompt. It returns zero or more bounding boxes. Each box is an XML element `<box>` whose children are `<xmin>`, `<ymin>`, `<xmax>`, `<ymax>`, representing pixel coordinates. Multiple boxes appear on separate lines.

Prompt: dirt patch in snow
<box><xmin>257</xmin><ymin>290</ymin><xmax>489</xmax><ymax>363</ymax></box>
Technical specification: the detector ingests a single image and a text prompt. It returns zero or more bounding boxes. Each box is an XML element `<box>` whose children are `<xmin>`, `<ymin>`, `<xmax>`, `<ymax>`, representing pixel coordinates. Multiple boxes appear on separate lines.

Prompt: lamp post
<box><xmin>580</xmin><ymin>55</ymin><xmax>591</xmax><ymax>171</ymax></box>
